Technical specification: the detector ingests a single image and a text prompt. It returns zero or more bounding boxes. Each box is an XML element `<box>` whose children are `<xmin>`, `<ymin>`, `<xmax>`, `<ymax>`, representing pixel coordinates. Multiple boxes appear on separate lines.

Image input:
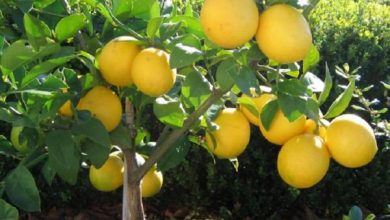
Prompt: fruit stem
<box><xmin>130</xmin><ymin>88</ymin><xmax>227</xmax><ymax>184</ymax></box>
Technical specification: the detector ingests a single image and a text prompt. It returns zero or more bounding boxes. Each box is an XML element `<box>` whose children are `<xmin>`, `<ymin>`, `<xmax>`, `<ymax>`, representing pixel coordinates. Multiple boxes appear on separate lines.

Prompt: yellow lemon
<box><xmin>77</xmin><ymin>86</ymin><xmax>122</xmax><ymax>132</ymax></box>
<box><xmin>141</xmin><ymin>167</ymin><xmax>163</xmax><ymax>198</ymax></box>
<box><xmin>200</xmin><ymin>0</ymin><xmax>259</xmax><ymax>48</ymax></box>
<box><xmin>326</xmin><ymin>114</ymin><xmax>378</xmax><ymax>168</ymax></box>
<box><xmin>206</xmin><ymin>108</ymin><xmax>250</xmax><ymax>159</ymax></box>
<box><xmin>131</xmin><ymin>48</ymin><xmax>176</xmax><ymax>97</ymax></box>
<box><xmin>89</xmin><ymin>155</ymin><xmax>124</xmax><ymax>192</ymax></box>
<box><xmin>256</xmin><ymin>4</ymin><xmax>312</xmax><ymax>64</ymax></box>
<box><xmin>98</xmin><ymin>36</ymin><xmax>141</xmax><ymax>86</ymax></box>
<box><xmin>59</xmin><ymin>100</ymin><xmax>73</xmax><ymax>117</ymax></box>
<box><xmin>278</xmin><ymin>134</ymin><xmax>330</xmax><ymax>188</ymax></box>
<box><xmin>303</xmin><ymin>119</ymin><xmax>327</xmax><ymax>140</ymax></box>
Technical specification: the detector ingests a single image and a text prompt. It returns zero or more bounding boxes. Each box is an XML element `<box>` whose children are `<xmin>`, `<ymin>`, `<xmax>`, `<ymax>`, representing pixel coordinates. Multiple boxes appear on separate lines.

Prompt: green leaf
<box><xmin>33</xmin><ymin>0</ymin><xmax>56</xmax><ymax>9</ymax></box>
<box><xmin>364</xmin><ymin>214</ymin><xmax>376</xmax><ymax>220</ymax></box>
<box><xmin>170</xmin><ymin>15</ymin><xmax>204</xmax><ymax>38</ymax></box>
<box><xmin>72</xmin><ymin>117</ymin><xmax>111</xmax><ymax>147</ymax></box>
<box><xmin>132</xmin><ymin>0</ymin><xmax>160</xmax><ymax>20</ymax></box>
<box><xmin>324</xmin><ymin>78</ymin><xmax>355</xmax><ymax>119</ymax></box>
<box><xmin>153</xmin><ymin>98</ymin><xmax>186</xmax><ymax>127</ymax></box>
<box><xmin>41</xmin><ymin>160</ymin><xmax>56</xmax><ymax>185</ymax></box>
<box><xmin>301</xmin><ymin>72</ymin><xmax>324</xmax><ymax>92</ymax></box>
<box><xmin>55</xmin><ymin>13</ymin><xmax>86</xmax><ymax>42</ymax></box>
<box><xmin>216</xmin><ymin>58</ymin><xmax>237</xmax><ymax>91</ymax></box>
<box><xmin>277</xmin><ymin>93</ymin><xmax>305</xmax><ymax>122</ymax></box>
<box><xmin>260</xmin><ymin>99</ymin><xmax>279</xmax><ymax>131</ymax></box>
<box><xmin>84</xmin><ymin>140</ymin><xmax>110</xmax><ymax>168</ymax></box>
<box><xmin>303</xmin><ymin>45</ymin><xmax>320</xmax><ymax>73</ymax></box>
<box><xmin>110</xmin><ymin>125</ymin><xmax>131</xmax><ymax>148</ymax></box>
<box><xmin>157</xmin><ymin>137</ymin><xmax>190</xmax><ymax>172</ymax></box>
<box><xmin>348</xmin><ymin>206</ymin><xmax>363</xmax><ymax>220</ymax></box>
<box><xmin>318</xmin><ymin>63</ymin><xmax>333</xmax><ymax>106</ymax></box>
<box><xmin>160</xmin><ymin>21</ymin><xmax>182</xmax><ymax>40</ymax></box>
<box><xmin>170</xmin><ymin>43</ymin><xmax>203</xmax><ymax>69</ymax></box>
<box><xmin>46</xmin><ymin>130</ymin><xmax>80</xmax><ymax>185</ymax></box>
<box><xmin>278</xmin><ymin>79</ymin><xmax>312</xmax><ymax>97</ymax></box>
<box><xmin>147</xmin><ymin>17</ymin><xmax>164</xmax><ymax>38</ymax></box>
<box><xmin>23</xmin><ymin>14</ymin><xmax>52</xmax><ymax>49</ymax></box>
<box><xmin>0</xmin><ymin>199</ymin><xmax>19</xmax><ymax>220</ymax></box>
<box><xmin>230</xmin><ymin>66</ymin><xmax>260</xmax><ymax>96</ymax></box>
<box><xmin>5</xmin><ymin>166</ymin><xmax>41</xmax><ymax>212</ymax></box>
<box><xmin>1</xmin><ymin>40</ymin><xmax>35</xmax><ymax>71</ymax></box>
<box><xmin>381</xmin><ymin>81</ymin><xmax>390</xmax><ymax>90</ymax></box>
<box><xmin>14</xmin><ymin>0</ymin><xmax>33</xmax><ymax>12</ymax></box>
<box><xmin>21</xmin><ymin>55</ymin><xmax>77</xmax><ymax>87</ymax></box>
<box><xmin>181</xmin><ymin>69</ymin><xmax>212</xmax><ymax>108</ymax></box>
<box><xmin>238</xmin><ymin>96</ymin><xmax>259</xmax><ymax>117</ymax></box>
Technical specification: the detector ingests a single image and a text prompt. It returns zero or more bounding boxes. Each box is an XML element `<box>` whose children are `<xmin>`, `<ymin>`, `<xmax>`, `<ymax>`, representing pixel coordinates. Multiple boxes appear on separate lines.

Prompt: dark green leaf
<box><xmin>0</xmin><ymin>135</ymin><xmax>16</xmax><ymax>156</ymax></box>
<box><xmin>278</xmin><ymin>79</ymin><xmax>312</xmax><ymax>97</ymax></box>
<box><xmin>303</xmin><ymin>45</ymin><xmax>320</xmax><ymax>73</ymax></box>
<box><xmin>41</xmin><ymin>160</ymin><xmax>56</xmax><ymax>185</ymax></box>
<box><xmin>84</xmin><ymin>140</ymin><xmax>110</xmax><ymax>168</ymax></box>
<box><xmin>110</xmin><ymin>125</ymin><xmax>132</xmax><ymax>148</ymax></box>
<box><xmin>153</xmin><ymin>98</ymin><xmax>186</xmax><ymax>127</ymax></box>
<box><xmin>348</xmin><ymin>206</ymin><xmax>363</xmax><ymax>220</ymax></box>
<box><xmin>170</xmin><ymin>43</ymin><xmax>203</xmax><ymax>69</ymax></box>
<box><xmin>160</xmin><ymin>21</ymin><xmax>182</xmax><ymax>40</ymax></box>
<box><xmin>216</xmin><ymin>58</ymin><xmax>237</xmax><ymax>91</ymax></box>
<box><xmin>157</xmin><ymin>137</ymin><xmax>190</xmax><ymax>172</ymax></box>
<box><xmin>1</xmin><ymin>40</ymin><xmax>35</xmax><ymax>71</ymax></box>
<box><xmin>260</xmin><ymin>99</ymin><xmax>279</xmax><ymax>131</ymax></box>
<box><xmin>181</xmin><ymin>69</ymin><xmax>212</xmax><ymax>108</ymax></box>
<box><xmin>23</xmin><ymin>14</ymin><xmax>51</xmax><ymax>49</ymax></box>
<box><xmin>324</xmin><ymin>79</ymin><xmax>355</xmax><ymax>119</ymax></box>
<box><xmin>72</xmin><ymin>117</ymin><xmax>111</xmax><ymax>147</ymax></box>
<box><xmin>318</xmin><ymin>63</ymin><xmax>333</xmax><ymax>106</ymax></box>
<box><xmin>14</xmin><ymin>0</ymin><xmax>33</xmax><ymax>12</ymax></box>
<box><xmin>230</xmin><ymin>66</ymin><xmax>260</xmax><ymax>96</ymax></box>
<box><xmin>0</xmin><ymin>199</ymin><xmax>19</xmax><ymax>220</ymax></box>
<box><xmin>55</xmin><ymin>13</ymin><xmax>86</xmax><ymax>42</ymax></box>
<box><xmin>5</xmin><ymin>166</ymin><xmax>41</xmax><ymax>212</ymax></box>
<box><xmin>277</xmin><ymin>93</ymin><xmax>305</xmax><ymax>122</ymax></box>
<box><xmin>46</xmin><ymin>130</ymin><xmax>80</xmax><ymax>184</ymax></box>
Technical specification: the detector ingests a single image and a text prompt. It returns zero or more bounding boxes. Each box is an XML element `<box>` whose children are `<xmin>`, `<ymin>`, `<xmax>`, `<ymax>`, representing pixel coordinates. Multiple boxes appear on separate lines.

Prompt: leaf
<box><xmin>318</xmin><ymin>63</ymin><xmax>333</xmax><ymax>106</ymax></box>
<box><xmin>157</xmin><ymin>137</ymin><xmax>190</xmax><ymax>172</ymax></box>
<box><xmin>1</xmin><ymin>40</ymin><xmax>35</xmax><ymax>71</ymax></box>
<box><xmin>153</xmin><ymin>98</ymin><xmax>186</xmax><ymax>127</ymax></box>
<box><xmin>216</xmin><ymin>58</ymin><xmax>237</xmax><ymax>91</ymax></box>
<box><xmin>23</xmin><ymin>14</ymin><xmax>52</xmax><ymax>49</ymax></box>
<box><xmin>277</xmin><ymin>93</ymin><xmax>305</xmax><ymax>122</ymax></box>
<box><xmin>348</xmin><ymin>206</ymin><xmax>363</xmax><ymax>220</ymax></box>
<box><xmin>260</xmin><ymin>99</ymin><xmax>279</xmax><ymax>131</ymax></box>
<box><xmin>14</xmin><ymin>0</ymin><xmax>33</xmax><ymax>12</ymax></box>
<box><xmin>301</xmin><ymin>72</ymin><xmax>324</xmax><ymax>92</ymax></box>
<box><xmin>230</xmin><ymin>66</ymin><xmax>260</xmax><ymax>96</ymax></box>
<box><xmin>303</xmin><ymin>45</ymin><xmax>320</xmax><ymax>73</ymax></box>
<box><xmin>160</xmin><ymin>21</ymin><xmax>182</xmax><ymax>40</ymax></box>
<box><xmin>46</xmin><ymin>130</ymin><xmax>80</xmax><ymax>185</ymax></box>
<box><xmin>381</xmin><ymin>81</ymin><xmax>390</xmax><ymax>90</ymax></box>
<box><xmin>278</xmin><ymin>79</ymin><xmax>312</xmax><ymax>97</ymax></box>
<box><xmin>181</xmin><ymin>69</ymin><xmax>212</xmax><ymax>108</ymax></box>
<box><xmin>55</xmin><ymin>13</ymin><xmax>86</xmax><ymax>42</ymax></box>
<box><xmin>170</xmin><ymin>43</ymin><xmax>203</xmax><ymax>69</ymax></box>
<box><xmin>169</xmin><ymin>15</ymin><xmax>204</xmax><ymax>38</ymax></box>
<box><xmin>0</xmin><ymin>199</ymin><xmax>19</xmax><ymax>220</ymax></box>
<box><xmin>110</xmin><ymin>125</ymin><xmax>131</xmax><ymax>148</ymax></box>
<box><xmin>5</xmin><ymin>166</ymin><xmax>41</xmax><ymax>212</ymax></box>
<box><xmin>84</xmin><ymin>140</ymin><xmax>110</xmax><ymax>168</ymax></box>
<box><xmin>72</xmin><ymin>117</ymin><xmax>111</xmax><ymax>147</ymax></box>
<box><xmin>132</xmin><ymin>0</ymin><xmax>160</xmax><ymax>20</ymax></box>
<box><xmin>238</xmin><ymin>96</ymin><xmax>259</xmax><ymax>117</ymax></box>
<box><xmin>147</xmin><ymin>17</ymin><xmax>164</xmax><ymax>38</ymax></box>
<box><xmin>324</xmin><ymin>78</ymin><xmax>355</xmax><ymax>119</ymax></box>
<box><xmin>41</xmin><ymin>160</ymin><xmax>56</xmax><ymax>185</ymax></box>
<box><xmin>21</xmin><ymin>55</ymin><xmax>77</xmax><ymax>87</ymax></box>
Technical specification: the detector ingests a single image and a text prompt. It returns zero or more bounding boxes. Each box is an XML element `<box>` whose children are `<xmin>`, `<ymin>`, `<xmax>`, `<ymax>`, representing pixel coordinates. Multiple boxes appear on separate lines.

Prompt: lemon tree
<box><xmin>0</xmin><ymin>0</ymin><xmax>386</xmax><ymax>219</ymax></box>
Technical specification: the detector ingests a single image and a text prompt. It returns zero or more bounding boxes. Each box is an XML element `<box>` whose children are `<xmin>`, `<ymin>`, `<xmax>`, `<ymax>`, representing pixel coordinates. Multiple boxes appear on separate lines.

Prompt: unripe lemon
<box><xmin>326</xmin><ymin>114</ymin><xmax>378</xmax><ymax>168</ymax></box>
<box><xmin>206</xmin><ymin>108</ymin><xmax>250</xmax><ymax>159</ymax></box>
<box><xmin>10</xmin><ymin>126</ymin><xmax>29</xmax><ymax>153</ymax></box>
<box><xmin>240</xmin><ymin>94</ymin><xmax>276</xmax><ymax>126</ymax></box>
<box><xmin>89</xmin><ymin>155</ymin><xmax>124</xmax><ymax>192</ymax></box>
<box><xmin>131</xmin><ymin>48</ymin><xmax>176</xmax><ymax>97</ymax></box>
<box><xmin>77</xmin><ymin>86</ymin><xmax>122</xmax><ymax>132</ymax></box>
<box><xmin>59</xmin><ymin>100</ymin><xmax>73</xmax><ymax>117</ymax></box>
<box><xmin>256</xmin><ymin>4</ymin><xmax>312</xmax><ymax>64</ymax></box>
<box><xmin>98</xmin><ymin>36</ymin><xmax>141</xmax><ymax>86</ymax></box>
<box><xmin>141</xmin><ymin>167</ymin><xmax>163</xmax><ymax>198</ymax></box>
<box><xmin>255</xmin><ymin>94</ymin><xmax>306</xmax><ymax>145</ymax></box>
<box><xmin>278</xmin><ymin>134</ymin><xmax>330</xmax><ymax>188</ymax></box>
<box><xmin>200</xmin><ymin>0</ymin><xmax>259</xmax><ymax>48</ymax></box>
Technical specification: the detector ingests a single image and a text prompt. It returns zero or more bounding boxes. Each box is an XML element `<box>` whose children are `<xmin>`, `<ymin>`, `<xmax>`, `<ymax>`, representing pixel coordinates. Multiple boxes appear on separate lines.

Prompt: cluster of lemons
<box><xmin>201</xmin><ymin>1</ymin><xmax>378</xmax><ymax>188</ymax></box>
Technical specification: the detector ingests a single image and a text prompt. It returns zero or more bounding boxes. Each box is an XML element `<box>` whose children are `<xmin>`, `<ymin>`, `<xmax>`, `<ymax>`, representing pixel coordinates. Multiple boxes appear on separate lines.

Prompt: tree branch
<box><xmin>130</xmin><ymin>88</ymin><xmax>225</xmax><ymax>183</ymax></box>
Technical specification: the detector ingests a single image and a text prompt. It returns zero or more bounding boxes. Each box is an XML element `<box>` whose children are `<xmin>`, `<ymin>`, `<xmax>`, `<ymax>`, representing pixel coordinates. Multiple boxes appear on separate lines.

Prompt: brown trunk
<box><xmin>122</xmin><ymin>149</ymin><xmax>144</xmax><ymax>220</ymax></box>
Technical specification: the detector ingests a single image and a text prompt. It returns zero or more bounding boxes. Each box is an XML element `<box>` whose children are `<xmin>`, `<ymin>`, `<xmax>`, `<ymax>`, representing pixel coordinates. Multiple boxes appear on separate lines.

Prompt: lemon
<box><xmin>10</xmin><ymin>126</ymin><xmax>29</xmax><ymax>153</ymax></box>
<box><xmin>89</xmin><ymin>155</ymin><xmax>124</xmax><ymax>192</ymax></box>
<box><xmin>206</xmin><ymin>108</ymin><xmax>250</xmax><ymax>159</ymax></box>
<box><xmin>141</xmin><ymin>166</ymin><xmax>163</xmax><ymax>198</ymax></box>
<box><xmin>59</xmin><ymin>100</ymin><xmax>73</xmax><ymax>117</ymax></box>
<box><xmin>131</xmin><ymin>48</ymin><xmax>176</xmax><ymax>97</ymax></box>
<box><xmin>200</xmin><ymin>0</ymin><xmax>259</xmax><ymax>48</ymax></box>
<box><xmin>256</xmin><ymin>4</ymin><xmax>312</xmax><ymax>64</ymax></box>
<box><xmin>77</xmin><ymin>86</ymin><xmax>122</xmax><ymax>132</ymax></box>
<box><xmin>98</xmin><ymin>36</ymin><xmax>141</xmax><ymax>86</ymax></box>
<box><xmin>326</xmin><ymin>114</ymin><xmax>377</xmax><ymax>168</ymax></box>
<box><xmin>303</xmin><ymin>119</ymin><xmax>327</xmax><ymax>139</ymax></box>
<box><xmin>277</xmin><ymin>134</ymin><xmax>330</xmax><ymax>188</ymax></box>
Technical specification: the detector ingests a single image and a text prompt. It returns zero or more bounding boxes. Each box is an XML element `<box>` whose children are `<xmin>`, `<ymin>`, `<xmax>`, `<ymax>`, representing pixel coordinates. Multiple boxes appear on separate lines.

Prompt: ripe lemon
<box><xmin>77</xmin><ymin>86</ymin><xmax>122</xmax><ymax>132</ymax></box>
<box><xmin>256</xmin><ymin>4</ymin><xmax>312</xmax><ymax>64</ymax></box>
<box><xmin>89</xmin><ymin>154</ymin><xmax>124</xmax><ymax>192</ymax></box>
<box><xmin>303</xmin><ymin>119</ymin><xmax>327</xmax><ymax>139</ymax></box>
<box><xmin>141</xmin><ymin>166</ymin><xmax>163</xmax><ymax>198</ymax></box>
<box><xmin>206</xmin><ymin>108</ymin><xmax>250</xmax><ymax>159</ymax></box>
<box><xmin>98</xmin><ymin>36</ymin><xmax>141</xmax><ymax>86</ymax></box>
<box><xmin>10</xmin><ymin>126</ymin><xmax>29</xmax><ymax>153</ymax></box>
<box><xmin>255</xmin><ymin>94</ymin><xmax>306</xmax><ymax>145</ymax></box>
<box><xmin>200</xmin><ymin>0</ymin><xmax>259</xmax><ymax>48</ymax></box>
<box><xmin>59</xmin><ymin>100</ymin><xmax>73</xmax><ymax>117</ymax></box>
<box><xmin>325</xmin><ymin>114</ymin><xmax>378</xmax><ymax>168</ymax></box>
<box><xmin>278</xmin><ymin>134</ymin><xmax>330</xmax><ymax>188</ymax></box>
<box><xmin>131</xmin><ymin>48</ymin><xmax>176</xmax><ymax>97</ymax></box>
<box><xmin>240</xmin><ymin>94</ymin><xmax>276</xmax><ymax>126</ymax></box>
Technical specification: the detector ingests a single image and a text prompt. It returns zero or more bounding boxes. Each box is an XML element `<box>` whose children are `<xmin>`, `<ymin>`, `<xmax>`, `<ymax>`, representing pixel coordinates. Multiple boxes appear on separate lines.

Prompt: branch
<box><xmin>130</xmin><ymin>88</ymin><xmax>226</xmax><ymax>183</ymax></box>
